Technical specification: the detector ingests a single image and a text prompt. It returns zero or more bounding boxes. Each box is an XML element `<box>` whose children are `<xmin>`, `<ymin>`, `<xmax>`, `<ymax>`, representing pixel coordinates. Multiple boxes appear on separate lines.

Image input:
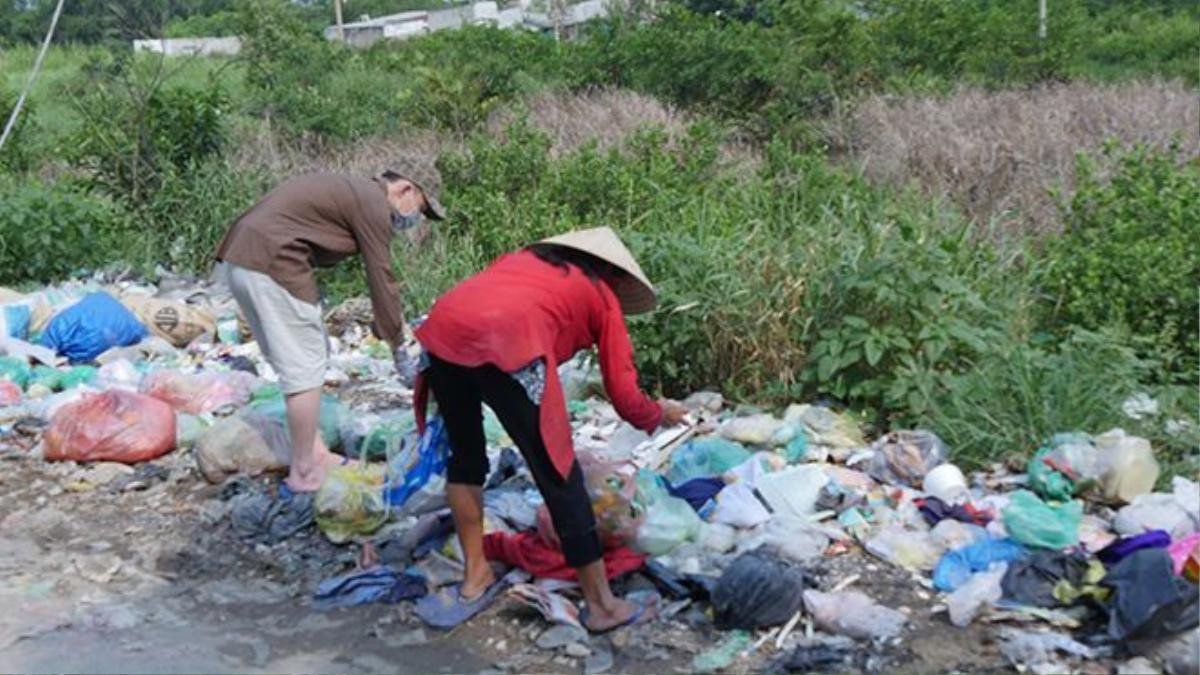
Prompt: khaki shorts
<box><xmin>217</xmin><ymin>262</ymin><xmax>327</xmax><ymax>394</ymax></box>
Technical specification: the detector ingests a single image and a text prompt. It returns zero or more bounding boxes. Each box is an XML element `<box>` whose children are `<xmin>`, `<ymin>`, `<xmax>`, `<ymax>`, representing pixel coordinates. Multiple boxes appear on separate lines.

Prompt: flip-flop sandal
<box><xmin>415</xmin><ymin>576</ymin><xmax>510</xmax><ymax>629</ymax></box>
<box><xmin>579</xmin><ymin>591</ymin><xmax>659</xmax><ymax>634</ymax></box>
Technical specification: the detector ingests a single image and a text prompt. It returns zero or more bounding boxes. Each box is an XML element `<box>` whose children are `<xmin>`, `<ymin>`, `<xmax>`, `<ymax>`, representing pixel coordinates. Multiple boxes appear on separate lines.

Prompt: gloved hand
<box><xmin>394</xmin><ymin>341</ymin><xmax>420</xmax><ymax>388</ymax></box>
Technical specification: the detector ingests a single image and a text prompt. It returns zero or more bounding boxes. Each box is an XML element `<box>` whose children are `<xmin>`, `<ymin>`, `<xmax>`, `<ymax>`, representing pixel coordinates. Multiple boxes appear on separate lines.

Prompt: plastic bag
<box><xmin>140</xmin><ymin>369</ymin><xmax>256</xmax><ymax>415</ymax></box>
<box><xmin>1093</xmin><ymin>428</ymin><xmax>1159</xmax><ymax>504</ymax></box>
<box><xmin>755</xmin><ymin>464</ymin><xmax>828</xmax><ymax>520</ymax></box>
<box><xmin>667</xmin><ymin>438</ymin><xmax>751</xmax><ymax>484</ymax></box>
<box><xmin>803</xmin><ymin>589</ymin><xmax>907</xmax><ymax>640</ymax></box>
<box><xmin>578</xmin><ymin>451</ymin><xmax>643</xmax><ymax>547</ymax></box>
<box><xmin>948</xmin><ymin>562</ymin><xmax>1007</xmax><ymax>627</ymax></box>
<box><xmin>0</xmin><ymin>380</ymin><xmax>21</xmax><ymax>405</ymax></box>
<box><xmin>194</xmin><ymin>412</ymin><xmax>291</xmax><ymax>483</ymax></box>
<box><xmin>382</xmin><ymin>415</ymin><xmax>449</xmax><ymax>515</ymax></box>
<box><xmin>783</xmin><ymin>404</ymin><xmax>865</xmax><ymax>451</ymax></box>
<box><xmin>43</xmin><ymin>389</ymin><xmax>175</xmax><ymax>463</ymax></box>
<box><xmin>119</xmin><ymin>295</ymin><xmax>215</xmax><ymax>348</ymax></box>
<box><xmin>719</xmin><ymin>414</ymin><xmax>788</xmax><ymax>446</ymax></box>
<box><xmin>712</xmin><ymin>551</ymin><xmax>806</xmax><ymax>629</ymax></box>
<box><xmin>1002</xmin><ymin>490</ymin><xmax>1081</xmax><ymax>550</ymax></box>
<box><xmin>175</xmin><ymin>413</ymin><xmax>210</xmax><ymax>449</ymax></box>
<box><xmin>1113</xmin><ymin>492</ymin><xmax>1198</xmax><ymax>540</ymax></box>
<box><xmin>249</xmin><ymin>385</ymin><xmax>344</xmax><ymax>450</ymax></box>
<box><xmin>38</xmin><ymin>292</ymin><xmax>148</xmax><ymax>363</ymax></box>
<box><xmin>340</xmin><ymin>411</ymin><xmax>416</xmax><ymax>461</ymax></box>
<box><xmin>930</xmin><ymin>520</ymin><xmax>988</xmax><ymax>552</ymax></box>
<box><xmin>866</xmin><ymin>524</ymin><xmax>943</xmax><ymax>571</ymax></box>
<box><xmin>633</xmin><ymin>470</ymin><xmax>702</xmax><ymax>556</ymax></box>
<box><xmin>315</xmin><ymin>463</ymin><xmax>389</xmax><ymax>543</ymax></box>
<box><xmin>1027</xmin><ymin>433</ymin><xmax>1095</xmax><ymax>501</ymax></box>
<box><xmin>708</xmin><ymin>482</ymin><xmax>771</xmax><ymax>528</ymax></box>
<box><xmin>762</xmin><ymin>515</ymin><xmax>829</xmax><ymax>562</ymax></box>
<box><xmin>95</xmin><ymin>359</ymin><xmax>144</xmax><ymax>390</ymax></box>
<box><xmin>0</xmin><ymin>356</ymin><xmax>31</xmax><ymax>388</ymax></box>
<box><xmin>867</xmin><ymin>430</ymin><xmax>947</xmax><ymax>487</ymax></box>
<box><xmin>934</xmin><ymin>537</ymin><xmax>1027</xmax><ymax>592</ymax></box>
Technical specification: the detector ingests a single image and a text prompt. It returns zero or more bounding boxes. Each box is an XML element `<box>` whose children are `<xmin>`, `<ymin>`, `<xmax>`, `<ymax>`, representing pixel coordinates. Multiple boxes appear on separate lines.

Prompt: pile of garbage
<box><xmin>1</xmin><ymin>273</ymin><xmax>1197</xmax><ymax>675</ymax></box>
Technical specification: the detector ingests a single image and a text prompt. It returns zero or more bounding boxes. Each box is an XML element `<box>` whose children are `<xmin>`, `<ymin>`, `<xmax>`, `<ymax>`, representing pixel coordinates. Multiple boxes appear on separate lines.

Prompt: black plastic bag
<box><xmin>1002</xmin><ymin>550</ymin><xmax>1088</xmax><ymax>608</ymax></box>
<box><xmin>1102</xmin><ymin>548</ymin><xmax>1199</xmax><ymax>643</ymax></box>
<box><xmin>713</xmin><ymin>550</ymin><xmax>806</xmax><ymax>630</ymax></box>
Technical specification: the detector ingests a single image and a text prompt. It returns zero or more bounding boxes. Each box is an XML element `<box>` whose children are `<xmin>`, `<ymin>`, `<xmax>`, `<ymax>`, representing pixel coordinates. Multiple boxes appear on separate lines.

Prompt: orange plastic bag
<box><xmin>44</xmin><ymin>390</ymin><xmax>176</xmax><ymax>463</ymax></box>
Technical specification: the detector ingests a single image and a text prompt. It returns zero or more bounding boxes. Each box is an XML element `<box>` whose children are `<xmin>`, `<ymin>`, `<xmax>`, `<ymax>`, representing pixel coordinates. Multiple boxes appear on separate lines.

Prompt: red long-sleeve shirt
<box><xmin>414</xmin><ymin>250</ymin><xmax>662</xmax><ymax>478</ymax></box>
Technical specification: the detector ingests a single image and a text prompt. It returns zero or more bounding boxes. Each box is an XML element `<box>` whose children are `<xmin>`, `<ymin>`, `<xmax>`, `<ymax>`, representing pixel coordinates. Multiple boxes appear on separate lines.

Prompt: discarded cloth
<box><xmin>1101</xmin><ymin>548</ymin><xmax>1199</xmax><ymax>642</ymax></box>
<box><xmin>915</xmin><ymin>496</ymin><xmax>991</xmax><ymax>527</ymax></box>
<box><xmin>1096</xmin><ymin>530</ymin><xmax>1171</xmax><ymax>565</ymax></box>
<box><xmin>664</xmin><ymin>476</ymin><xmax>726</xmax><ymax>512</ymax></box>
<box><xmin>230</xmin><ymin>486</ymin><xmax>315</xmax><ymax>545</ymax></box>
<box><xmin>313</xmin><ymin>565</ymin><xmax>427</xmax><ymax>609</ymax></box>
<box><xmin>482</xmin><ymin>531</ymin><xmax>645</xmax><ymax>581</ymax></box>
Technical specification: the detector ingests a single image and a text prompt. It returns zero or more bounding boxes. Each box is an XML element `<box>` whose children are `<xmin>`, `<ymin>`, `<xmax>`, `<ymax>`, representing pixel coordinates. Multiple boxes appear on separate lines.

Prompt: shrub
<box><xmin>0</xmin><ymin>181</ymin><xmax>127</xmax><ymax>285</ymax></box>
<box><xmin>0</xmin><ymin>89</ymin><xmax>37</xmax><ymax>173</ymax></box>
<box><xmin>1040</xmin><ymin>144</ymin><xmax>1200</xmax><ymax>377</ymax></box>
<box><xmin>918</xmin><ymin>327</ymin><xmax>1199</xmax><ymax>473</ymax></box>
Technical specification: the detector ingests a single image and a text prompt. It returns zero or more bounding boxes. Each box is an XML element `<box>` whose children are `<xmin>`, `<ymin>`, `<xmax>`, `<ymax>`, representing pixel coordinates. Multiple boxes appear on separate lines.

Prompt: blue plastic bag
<box><xmin>383</xmin><ymin>415</ymin><xmax>449</xmax><ymax>508</ymax></box>
<box><xmin>667</xmin><ymin>438</ymin><xmax>751</xmax><ymax>484</ymax></box>
<box><xmin>38</xmin><ymin>292</ymin><xmax>147</xmax><ymax>363</ymax></box>
<box><xmin>934</xmin><ymin>538</ymin><xmax>1027</xmax><ymax>592</ymax></box>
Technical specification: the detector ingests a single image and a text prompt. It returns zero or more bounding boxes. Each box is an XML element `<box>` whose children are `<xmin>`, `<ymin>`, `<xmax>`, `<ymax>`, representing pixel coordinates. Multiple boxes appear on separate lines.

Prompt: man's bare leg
<box><xmin>283</xmin><ymin>387</ymin><xmax>339</xmax><ymax>492</ymax></box>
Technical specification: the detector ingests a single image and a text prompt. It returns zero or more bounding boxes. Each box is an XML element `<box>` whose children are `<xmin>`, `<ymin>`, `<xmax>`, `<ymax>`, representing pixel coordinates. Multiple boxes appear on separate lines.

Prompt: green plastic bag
<box><xmin>29</xmin><ymin>365</ymin><xmax>62</xmax><ymax>391</ymax></box>
<box><xmin>60</xmin><ymin>365</ymin><xmax>97</xmax><ymax>390</ymax></box>
<box><xmin>667</xmin><ymin>438</ymin><xmax>751</xmax><ymax>484</ymax></box>
<box><xmin>249</xmin><ymin>385</ymin><xmax>344</xmax><ymax>450</ymax></box>
<box><xmin>1028</xmin><ymin>447</ymin><xmax>1076</xmax><ymax>502</ymax></box>
<box><xmin>1003</xmin><ymin>490</ymin><xmax>1081</xmax><ymax>550</ymax></box>
<box><xmin>633</xmin><ymin>469</ymin><xmax>702</xmax><ymax>556</ymax></box>
<box><xmin>0</xmin><ymin>356</ymin><xmax>31</xmax><ymax>388</ymax></box>
<box><xmin>782</xmin><ymin>428</ymin><xmax>809</xmax><ymax>463</ymax></box>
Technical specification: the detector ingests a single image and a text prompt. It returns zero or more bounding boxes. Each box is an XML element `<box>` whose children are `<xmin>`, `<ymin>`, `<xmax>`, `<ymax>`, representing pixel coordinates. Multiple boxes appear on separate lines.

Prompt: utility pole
<box><xmin>1038</xmin><ymin>0</ymin><xmax>1047</xmax><ymax>41</ymax></box>
<box><xmin>334</xmin><ymin>0</ymin><xmax>345</xmax><ymax>41</ymax></box>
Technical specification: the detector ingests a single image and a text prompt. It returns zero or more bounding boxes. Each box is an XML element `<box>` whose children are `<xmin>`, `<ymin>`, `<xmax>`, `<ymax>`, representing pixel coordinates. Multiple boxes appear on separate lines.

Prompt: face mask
<box><xmin>391</xmin><ymin>210</ymin><xmax>421</xmax><ymax>232</ymax></box>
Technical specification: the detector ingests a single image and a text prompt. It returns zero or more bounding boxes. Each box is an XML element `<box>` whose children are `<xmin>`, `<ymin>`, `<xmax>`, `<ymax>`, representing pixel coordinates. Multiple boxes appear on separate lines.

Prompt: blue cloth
<box><xmin>933</xmin><ymin>538</ymin><xmax>1027</xmax><ymax>592</ymax></box>
<box><xmin>665</xmin><ymin>476</ymin><xmax>726</xmax><ymax>512</ymax></box>
<box><xmin>312</xmin><ymin>565</ymin><xmax>428</xmax><ymax>610</ymax></box>
<box><xmin>38</xmin><ymin>292</ymin><xmax>147</xmax><ymax>363</ymax></box>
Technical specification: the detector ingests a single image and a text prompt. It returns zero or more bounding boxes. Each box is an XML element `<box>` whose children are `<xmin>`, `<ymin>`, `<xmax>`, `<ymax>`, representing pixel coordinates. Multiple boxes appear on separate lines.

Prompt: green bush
<box><xmin>0</xmin><ymin>181</ymin><xmax>127</xmax><ymax>285</ymax></box>
<box><xmin>70</xmin><ymin>54</ymin><xmax>230</xmax><ymax>207</ymax></box>
<box><xmin>1040</xmin><ymin>144</ymin><xmax>1200</xmax><ymax>378</ymax></box>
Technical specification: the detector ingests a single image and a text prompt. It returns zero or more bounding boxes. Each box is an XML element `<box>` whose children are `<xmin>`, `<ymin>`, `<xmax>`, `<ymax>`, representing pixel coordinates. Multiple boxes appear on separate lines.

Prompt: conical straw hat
<box><xmin>537</xmin><ymin>226</ymin><xmax>656</xmax><ymax>314</ymax></box>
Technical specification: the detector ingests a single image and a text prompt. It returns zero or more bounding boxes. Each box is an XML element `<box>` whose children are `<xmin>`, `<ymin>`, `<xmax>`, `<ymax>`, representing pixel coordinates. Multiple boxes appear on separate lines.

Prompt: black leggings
<box><xmin>425</xmin><ymin>354</ymin><xmax>603</xmax><ymax>568</ymax></box>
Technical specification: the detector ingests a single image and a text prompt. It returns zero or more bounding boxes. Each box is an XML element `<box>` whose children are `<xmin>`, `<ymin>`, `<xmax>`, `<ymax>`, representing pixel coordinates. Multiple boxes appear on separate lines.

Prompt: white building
<box><xmin>132</xmin><ymin>37</ymin><xmax>241</xmax><ymax>56</ymax></box>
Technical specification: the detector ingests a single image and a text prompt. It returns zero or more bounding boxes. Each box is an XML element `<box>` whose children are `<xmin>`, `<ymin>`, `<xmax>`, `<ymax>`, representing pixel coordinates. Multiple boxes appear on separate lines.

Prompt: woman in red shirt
<box><xmin>413</xmin><ymin>227</ymin><xmax>688</xmax><ymax>632</ymax></box>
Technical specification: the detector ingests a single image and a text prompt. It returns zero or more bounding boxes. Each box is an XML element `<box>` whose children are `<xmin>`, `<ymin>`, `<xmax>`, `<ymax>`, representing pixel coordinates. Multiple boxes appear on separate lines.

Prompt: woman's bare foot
<box><xmin>584</xmin><ymin>596</ymin><xmax>655</xmax><ymax>633</ymax></box>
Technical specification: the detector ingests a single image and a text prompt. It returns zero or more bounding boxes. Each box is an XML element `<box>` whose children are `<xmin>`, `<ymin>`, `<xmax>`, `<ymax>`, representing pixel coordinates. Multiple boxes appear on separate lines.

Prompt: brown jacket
<box><xmin>215</xmin><ymin>173</ymin><xmax>405</xmax><ymax>347</ymax></box>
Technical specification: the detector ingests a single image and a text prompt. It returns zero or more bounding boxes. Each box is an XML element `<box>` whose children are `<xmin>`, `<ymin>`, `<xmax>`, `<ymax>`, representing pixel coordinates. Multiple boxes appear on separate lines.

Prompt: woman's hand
<box><xmin>658</xmin><ymin>398</ymin><xmax>689</xmax><ymax>427</ymax></box>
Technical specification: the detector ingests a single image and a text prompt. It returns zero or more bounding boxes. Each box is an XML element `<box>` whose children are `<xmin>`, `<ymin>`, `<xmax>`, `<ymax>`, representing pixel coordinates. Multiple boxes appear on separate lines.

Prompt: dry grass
<box><xmin>229</xmin><ymin>88</ymin><xmax>759</xmax><ymax>178</ymax></box>
<box><xmin>837</xmin><ymin>80</ymin><xmax>1200</xmax><ymax>234</ymax></box>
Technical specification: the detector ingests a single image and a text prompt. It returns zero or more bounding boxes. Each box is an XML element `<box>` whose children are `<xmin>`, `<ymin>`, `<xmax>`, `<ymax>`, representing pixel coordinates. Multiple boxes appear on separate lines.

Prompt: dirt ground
<box><xmin>0</xmin><ymin>441</ymin><xmax>1121</xmax><ymax>675</ymax></box>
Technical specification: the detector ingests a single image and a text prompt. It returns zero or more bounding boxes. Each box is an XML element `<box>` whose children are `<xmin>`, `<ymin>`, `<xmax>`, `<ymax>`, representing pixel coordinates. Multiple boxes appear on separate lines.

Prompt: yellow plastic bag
<box><xmin>315</xmin><ymin>463</ymin><xmax>388</xmax><ymax>543</ymax></box>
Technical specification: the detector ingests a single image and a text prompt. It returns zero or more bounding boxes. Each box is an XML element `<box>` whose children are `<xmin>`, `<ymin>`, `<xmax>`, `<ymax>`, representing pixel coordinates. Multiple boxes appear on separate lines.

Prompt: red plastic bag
<box><xmin>44</xmin><ymin>390</ymin><xmax>176</xmax><ymax>463</ymax></box>
<box><xmin>0</xmin><ymin>380</ymin><xmax>20</xmax><ymax>406</ymax></box>
<box><xmin>140</xmin><ymin>369</ymin><xmax>255</xmax><ymax>415</ymax></box>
